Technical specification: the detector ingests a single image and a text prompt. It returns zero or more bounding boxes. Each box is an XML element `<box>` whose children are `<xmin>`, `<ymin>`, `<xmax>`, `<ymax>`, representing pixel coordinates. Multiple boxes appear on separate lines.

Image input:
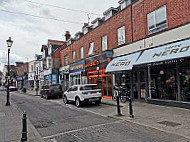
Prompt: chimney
<box><xmin>83</xmin><ymin>23</ymin><xmax>89</xmax><ymax>28</ymax></box>
<box><xmin>65</xmin><ymin>31</ymin><xmax>71</xmax><ymax>41</ymax></box>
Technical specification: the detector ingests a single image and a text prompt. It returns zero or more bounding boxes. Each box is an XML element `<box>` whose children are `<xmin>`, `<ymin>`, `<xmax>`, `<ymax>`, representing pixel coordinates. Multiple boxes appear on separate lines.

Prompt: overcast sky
<box><xmin>0</xmin><ymin>0</ymin><xmax>118</xmax><ymax>71</ymax></box>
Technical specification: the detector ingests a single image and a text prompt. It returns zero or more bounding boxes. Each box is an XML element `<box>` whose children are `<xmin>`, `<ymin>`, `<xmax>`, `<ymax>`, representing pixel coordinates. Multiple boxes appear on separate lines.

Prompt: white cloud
<box><xmin>0</xmin><ymin>0</ymin><xmax>119</xmax><ymax>71</ymax></box>
<box><xmin>0</xmin><ymin>49</ymin><xmax>27</xmax><ymax>70</ymax></box>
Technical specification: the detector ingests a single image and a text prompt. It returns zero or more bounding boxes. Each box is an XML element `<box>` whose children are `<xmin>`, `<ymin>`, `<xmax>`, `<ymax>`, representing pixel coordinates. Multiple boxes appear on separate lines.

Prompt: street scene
<box><xmin>1</xmin><ymin>0</ymin><xmax>190</xmax><ymax>141</ymax></box>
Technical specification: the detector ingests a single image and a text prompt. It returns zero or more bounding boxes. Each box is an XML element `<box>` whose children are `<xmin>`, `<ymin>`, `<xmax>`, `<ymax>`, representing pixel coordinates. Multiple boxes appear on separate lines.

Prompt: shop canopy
<box><xmin>135</xmin><ymin>38</ymin><xmax>190</xmax><ymax>65</ymax></box>
<box><xmin>105</xmin><ymin>52</ymin><xmax>141</xmax><ymax>73</ymax></box>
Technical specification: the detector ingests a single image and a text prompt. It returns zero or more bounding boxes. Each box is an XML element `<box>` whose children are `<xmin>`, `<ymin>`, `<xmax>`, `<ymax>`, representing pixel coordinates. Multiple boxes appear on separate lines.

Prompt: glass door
<box><xmin>132</xmin><ymin>70</ymin><xmax>146</xmax><ymax>100</ymax></box>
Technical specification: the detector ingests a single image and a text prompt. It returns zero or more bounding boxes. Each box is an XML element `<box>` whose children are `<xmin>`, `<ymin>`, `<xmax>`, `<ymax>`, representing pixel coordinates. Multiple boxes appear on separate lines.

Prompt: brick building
<box><xmin>15</xmin><ymin>62</ymin><xmax>28</xmax><ymax>89</ymax></box>
<box><xmin>59</xmin><ymin>0</ymin><xmax>190</xmax><ymax>105</ymax></box>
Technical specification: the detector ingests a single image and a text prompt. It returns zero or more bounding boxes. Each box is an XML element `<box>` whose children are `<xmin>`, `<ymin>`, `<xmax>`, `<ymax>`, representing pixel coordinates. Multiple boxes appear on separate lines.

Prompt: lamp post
<box><xmin>6</xmin><ymin>37</ymin><xmax>13</xmax><ymax>106</ymax></box>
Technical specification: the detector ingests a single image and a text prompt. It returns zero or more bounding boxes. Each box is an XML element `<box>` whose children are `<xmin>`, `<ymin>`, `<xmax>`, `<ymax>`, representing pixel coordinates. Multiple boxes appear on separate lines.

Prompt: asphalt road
<box><xmin>7</xmin><ymin>91</ymin><xmax>190</xmax><ymax>142</ymax></box>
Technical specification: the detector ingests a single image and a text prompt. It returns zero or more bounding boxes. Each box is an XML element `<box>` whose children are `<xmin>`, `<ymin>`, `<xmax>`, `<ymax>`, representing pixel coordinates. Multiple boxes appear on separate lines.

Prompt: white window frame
<box><xmin>117</xmin><ymin>26</ymin><xmax>126</xmax><ymax>45</ymax></box>
<box><xmin>80</xmin><ymin>47</ymin><xmax>84</xmax><ymax>59</ymax></box>
<box><xmin>147</xmin><ymin>5</ymin><xmax>167</xmax><ymax>34</ymax></box>
<box><xmin>64</xmin><ymin>55</ymin><xmax>68</xmax><ymax>66</ymax></box>
<box><xmin>102</xmin><ymin>35</ymin><xmax>108</xmax><ymax>51</ymax></box>
<box><xmin>72</xmin><ymin>51</ymin><xmax>76</xmax><ymax>62</ymax></box>
<box><xmin>88</xmin><ymin>42</ymin><xmax>94</xmax><ymax>55</ymax></box>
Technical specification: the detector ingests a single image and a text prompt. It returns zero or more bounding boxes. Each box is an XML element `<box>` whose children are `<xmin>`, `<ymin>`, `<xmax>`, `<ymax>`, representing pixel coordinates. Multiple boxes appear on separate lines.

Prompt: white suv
<box><xmin>63</xmin><ymin>84</ymin><xmax>102</xmax><ymax>107</ymax></box>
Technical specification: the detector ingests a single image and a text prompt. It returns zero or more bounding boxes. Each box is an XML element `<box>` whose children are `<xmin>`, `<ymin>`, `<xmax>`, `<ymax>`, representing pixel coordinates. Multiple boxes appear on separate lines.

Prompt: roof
<box><xmin>48</xmin><ymin>39</ymin><xmax>65</xmax><ymax>46</ymax></box>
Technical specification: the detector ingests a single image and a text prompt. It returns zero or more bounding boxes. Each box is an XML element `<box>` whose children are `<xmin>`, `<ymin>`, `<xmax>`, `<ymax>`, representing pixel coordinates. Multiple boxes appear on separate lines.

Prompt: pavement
<box><xmin>98</xmin><ymin>98</ymin><xmax>190</xmax><ymax>140</ymax></box>
<box><xmin>0</xmin><ymin>90</ymin><xmax>44</xmax><ymax>142</ymax></box>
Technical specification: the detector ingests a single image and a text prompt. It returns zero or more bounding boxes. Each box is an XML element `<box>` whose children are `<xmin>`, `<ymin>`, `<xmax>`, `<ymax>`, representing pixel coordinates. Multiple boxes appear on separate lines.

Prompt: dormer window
<box><xmin>103</xmin><ymin>7</ymin><xmax>118</xmax><ymax>21</ymax></box>
<box><xmin>119</xmin><ymin>0</ymin><xmax>131</xmax><ymax>10</ymax></box>
<box><xmin>92</xmin><ymin>18</ymin><xmax>103</xmax><ymax>28</ymax></box>
<box><xmin>88</xmin><ymin>42</ymin><xmax>94</xmax><ymax>55</ymax></box>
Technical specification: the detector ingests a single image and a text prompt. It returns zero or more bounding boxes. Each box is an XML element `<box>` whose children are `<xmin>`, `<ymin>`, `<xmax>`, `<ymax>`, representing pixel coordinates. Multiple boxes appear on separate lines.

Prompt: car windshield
<box><xmin>80</xmin><ymin>85</ymin><xmax>99</xmax><ymax>91</ymax></box>
<box><xmin>50</xmin><ymin>85</ymin><xmax>61</xmax><ymax>90</ymax></box>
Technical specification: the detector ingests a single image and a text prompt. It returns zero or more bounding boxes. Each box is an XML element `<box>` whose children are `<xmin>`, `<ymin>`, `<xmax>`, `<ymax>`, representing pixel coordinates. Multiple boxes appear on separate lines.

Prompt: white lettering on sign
<box><xmin>152</xmin><ymin>45</ymin><xmax>190</xmax><ymax>58</ymax></box>
<box><xmin>111</xmin><ymin>59</ymin><xmax>131</xmax><ymax>67</ymax></box>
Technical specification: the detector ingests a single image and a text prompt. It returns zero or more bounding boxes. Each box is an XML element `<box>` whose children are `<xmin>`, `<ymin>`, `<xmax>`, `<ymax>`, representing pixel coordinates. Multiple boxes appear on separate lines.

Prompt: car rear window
<box><xmin>50</xmin><ymin>85</ymin><xmax>61</xmax><ymax>90</ymax></box>
<box><xmin>80</xmin><ymin>85</ymin><xmax>99</xmax><ymax>91</ymax></box>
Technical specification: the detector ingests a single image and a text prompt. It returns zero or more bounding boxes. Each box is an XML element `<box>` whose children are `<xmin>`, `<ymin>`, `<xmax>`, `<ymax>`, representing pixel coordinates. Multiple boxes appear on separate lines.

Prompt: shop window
<box><xmin>117</xmin><ymin>26</ymin><xmax>125</xmax><ymax>45</ymax></box>
<box><xmin>102</xmin><ymin>35</ymin><xmax>108</xmax><ymax>51</ymax></box>
<box><xmin>179</xmin><ymin>68</ymin><xmax>190</xmax><ymax>102</ymax></box>
<box><xmin>88</xmin><ymin>42</ymin><xmax>94</xmax><ymax>55</ymax></box>
<box><xmin>147</xmin><ymin>5</ymin><xmax>167</xmax><ymax>34</ymax></box>
<box><xmin>150</xmin><ymin>65</ymin><xmax>177</xmax><ymax>100</ymax></box>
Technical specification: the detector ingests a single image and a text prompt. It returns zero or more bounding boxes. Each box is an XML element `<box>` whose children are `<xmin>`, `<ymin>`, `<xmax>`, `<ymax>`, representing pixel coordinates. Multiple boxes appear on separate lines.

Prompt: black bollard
<box><xmin>116</xmin><ymin>95</ymin><xmax>122</xmax><ymax>116</ymax></box>
<box><xmin>129</xmin><ymin>97</ymin><xmax>134</xmax><ymax>118</ymax></box>
<box><xmin>21</xmin><ymin>111</ymin><xmax>27</xmax><ymax>142</ymax></box>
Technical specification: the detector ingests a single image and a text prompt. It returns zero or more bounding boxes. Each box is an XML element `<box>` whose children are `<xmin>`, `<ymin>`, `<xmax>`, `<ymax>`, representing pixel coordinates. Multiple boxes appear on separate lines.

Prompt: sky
<box><xmin>0</xmin><ymin>0</ymin><xmax>118</xmax><ymax>71</ymax></box>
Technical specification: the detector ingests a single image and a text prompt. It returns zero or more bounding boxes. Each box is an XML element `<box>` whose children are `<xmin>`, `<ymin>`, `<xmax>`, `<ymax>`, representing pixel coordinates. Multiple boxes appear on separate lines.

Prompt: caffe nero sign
<box><xmin>105</xmin><ymin>52</ymin><xmax>141</xmax><ymax>73</ymax></box>
<box><xmin>135</xmin><ymin>38</ymin><xmax>190</xmax><ymax>65</ymax></box>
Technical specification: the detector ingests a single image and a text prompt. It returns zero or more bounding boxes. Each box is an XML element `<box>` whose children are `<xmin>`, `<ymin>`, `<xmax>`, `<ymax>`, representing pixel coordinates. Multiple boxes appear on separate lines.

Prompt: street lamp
<box><xmin>6</xmin><ymin>37</ymin><xmax>13</xmax><ymax>106</ymax></box>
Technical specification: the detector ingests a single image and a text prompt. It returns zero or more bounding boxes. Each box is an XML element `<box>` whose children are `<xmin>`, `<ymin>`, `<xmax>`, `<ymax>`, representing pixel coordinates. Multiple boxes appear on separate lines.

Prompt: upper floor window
<box><xmin>102</xmin><ymin>35</ymin><xmax>108</xmax><ymax>51</ymax></box>
<box><xmin>64</xmin><ymin>55</ymin><xmax>69</xmax><ymax>66</ymax></box>
<box><xmin>88</xmin><ymin>42</ymin><xmax>94</xmax><ymax>55</ymax></box>
<box><xmin>117</xmin><ymin>26</ymin><xmax>126</xmax><ymax>45</ymax></box>
<box><xmin>80</xmin><ymin>47</ymin><xmax>84</xmax><ymax>59</ymax></box>
<box><xmin>120</xmin><ymin>0</ymin><xmax>131</xmax><ymax>10</ymax></box>
<box><xmin>72</xmin><ymin>51</ymin><xmax>76</xmax><ymax>62</ymax></box>
<box><xmin>147</xmin><ymin>5</ymin><xmax>167</xmax><ymax>35</ymax></box>
<box><xmin>31</xmin><ymin>65</ymin><xmax>33</xmax><ymax>72</ymax></box>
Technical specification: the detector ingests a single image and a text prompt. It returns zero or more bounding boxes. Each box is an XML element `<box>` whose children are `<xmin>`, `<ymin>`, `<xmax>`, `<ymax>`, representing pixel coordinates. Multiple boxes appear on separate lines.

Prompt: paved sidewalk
<box><xmin>99</xmin><ymin>98</ymin><xmax>190</xmax><ymax>140</ymax></box>
<box><xmin>0</xmin><ymin>91</ymin><xmax>44</xmax><ymax>142</ymax></box>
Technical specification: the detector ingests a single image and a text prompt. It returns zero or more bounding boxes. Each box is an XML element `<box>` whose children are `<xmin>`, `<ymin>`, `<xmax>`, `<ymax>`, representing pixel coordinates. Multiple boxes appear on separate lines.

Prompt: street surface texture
<box><xmin>8</xmin><ymin>91</ymin><xmax>190</xmax><ymax>142</ymax></box>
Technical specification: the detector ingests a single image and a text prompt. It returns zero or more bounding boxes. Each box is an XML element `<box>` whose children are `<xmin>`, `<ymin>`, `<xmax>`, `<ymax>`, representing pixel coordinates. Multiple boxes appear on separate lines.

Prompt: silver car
<box><xmin>63</xmin><ymin>84</ymin><xmax>102</xmax><ymax>107</ymax></box>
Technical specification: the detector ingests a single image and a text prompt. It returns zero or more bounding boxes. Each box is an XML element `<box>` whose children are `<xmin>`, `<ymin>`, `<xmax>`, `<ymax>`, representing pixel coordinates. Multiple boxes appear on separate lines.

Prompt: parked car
<box><xmin>40</xmin><ymin>84</ymin><xmax>63</xmax><ymax>99</ymax></box>
<box><xmin>63</xmin><ymin>84</ymin><xmax>102</xmax><ymax>107</ymax></box>
<box><xmin>9</xmin><ymin>86</ymin><xmax>18</xmax><ymax>91</ymax></box>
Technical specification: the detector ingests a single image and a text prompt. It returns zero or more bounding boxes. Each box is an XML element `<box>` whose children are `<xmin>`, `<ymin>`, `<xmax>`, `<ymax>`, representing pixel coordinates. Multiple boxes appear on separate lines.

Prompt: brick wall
<box><xmin>60</xmin><ymin>0</ymin><xmax>190</xmax><ymax>67</ymax></box>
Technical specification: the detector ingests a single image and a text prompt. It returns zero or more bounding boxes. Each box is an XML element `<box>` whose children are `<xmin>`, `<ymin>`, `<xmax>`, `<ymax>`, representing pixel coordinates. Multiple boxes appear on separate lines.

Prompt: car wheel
<box><xmin>63</xmin><ymin>95</ymin><xmax>68</xmax><ymax>104</ymax></box>
<box><xmin>40</xmin><ymin>95</ymin><xmax>43</xmax><ymax>98</ymax></box>
<box><xmin>75</xmin><ymin>97</ymin><xmax>81</xmax><ymax>107</ymax></box>
<box><xmin>95</xmin><ymin>100</ymin><xmax>101</xmax><ymax>105</ymax></box>
<box><xmin>45</xmin><ymin>94</ymin><xmax>49</xmax><ymax>100</ymax></box>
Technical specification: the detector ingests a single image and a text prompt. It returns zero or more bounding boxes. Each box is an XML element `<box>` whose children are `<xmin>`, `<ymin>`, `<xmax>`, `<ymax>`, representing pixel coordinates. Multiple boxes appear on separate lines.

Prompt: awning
<box><xmin>105</xmin><ymin>52</ymin><xmax>141</xmax><ymax>73</ymax></box>
<box><xmin>135</xmin><ymin>38</ymin><xmax>190</xmax><ymax>65</ymax></box>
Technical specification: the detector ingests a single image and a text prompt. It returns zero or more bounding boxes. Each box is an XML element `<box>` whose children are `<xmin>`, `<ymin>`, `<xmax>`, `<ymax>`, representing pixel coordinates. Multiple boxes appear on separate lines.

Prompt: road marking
<box><xmin>43</xmin><ymin>120</ymin><xmax>124</xmax><ymax>140</ymax></box>
<box><xmin>51</xmin><ymin>138</ymin><xmax>58</xmax><ymax>142</ymax></box>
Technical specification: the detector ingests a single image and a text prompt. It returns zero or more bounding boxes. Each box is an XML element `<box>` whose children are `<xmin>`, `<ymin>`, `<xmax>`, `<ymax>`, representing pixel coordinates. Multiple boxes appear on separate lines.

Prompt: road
<box><xmin>5</xmin><ymin>91</ymin><xmax>190</xmax><ymax>142</ymax></box>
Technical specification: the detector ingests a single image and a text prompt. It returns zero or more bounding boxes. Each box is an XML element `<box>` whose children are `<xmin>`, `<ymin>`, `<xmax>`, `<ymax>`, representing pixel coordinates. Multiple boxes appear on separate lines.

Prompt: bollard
<box><xmin>129</xmin><ymin>97</ymin><xmax>134</xmax><ymax>118</ymax></box>
<box><xmin>21</xmin><ymin>111</ymin><xmax>27</xmax><ymax>142</ymax></box>
<box><xmin>116</xmin><ymin>95</ymin><xmax>122</xmax><ymax>116</ymax></box>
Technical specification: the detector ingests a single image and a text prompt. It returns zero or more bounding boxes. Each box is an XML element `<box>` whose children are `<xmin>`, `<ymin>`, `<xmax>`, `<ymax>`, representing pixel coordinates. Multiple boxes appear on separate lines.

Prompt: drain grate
<box><xmin>34</xmin><ymin>121</ymin><xmax>54</xmax><ymax>128</ymax></box>
<box><xmin>157</xmin><ymin>121</ymin><xmax>181</xmax><ymax>127</ymax></box>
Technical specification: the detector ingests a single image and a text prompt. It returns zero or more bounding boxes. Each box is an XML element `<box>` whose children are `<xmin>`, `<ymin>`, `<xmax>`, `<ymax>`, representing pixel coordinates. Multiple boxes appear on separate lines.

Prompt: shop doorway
<box><xmin>132</xmin><ymin>70</ymin><xmax>147</xmax><ymax>100</ymax></box>
<box><xmin>87</xmin><ymin>69</ymin><xmax>112</xmax><ymax>98</ymax></box>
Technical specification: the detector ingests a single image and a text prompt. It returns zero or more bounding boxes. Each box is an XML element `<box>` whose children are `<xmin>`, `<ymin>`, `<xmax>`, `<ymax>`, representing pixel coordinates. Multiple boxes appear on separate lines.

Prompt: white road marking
<box><xmin>43</xmin><ymin>120</ymin><xmax>124</xmax><ymax>140</ymax></box>
<box><xmin>50</xmin><ymin>138</ymin><xmax>58</xmax><ymax>142</ymax></box>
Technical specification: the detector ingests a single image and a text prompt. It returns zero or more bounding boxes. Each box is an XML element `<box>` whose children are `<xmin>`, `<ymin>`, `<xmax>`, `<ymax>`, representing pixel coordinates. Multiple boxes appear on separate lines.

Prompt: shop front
<box><xmin>106</xmin><ymin>38</ymin><xmax>190</xmax><ymax>107</ymax></box>
<box><xmin>86</xmin><ymin>51</ymin><xmax>113</xmax><ymax>99</ymax></box>
<box><xmin>69</xmin><ymin>60</ymin><xmax>86</xmax><ymax>86</ymax></box>
<box><xmin>135</xmin><ymin>38</ymin><xmax>190</xmax><ymax>105</ymax></box>
<box><xmin>59</xmin><ymin>65</ymin><xmax>69</xmax><ymax>91</ymax></box>
<box><xmin>105</xmin><ymin>51</ymin><xmax>147</xmax><ymax>100</ymax></box>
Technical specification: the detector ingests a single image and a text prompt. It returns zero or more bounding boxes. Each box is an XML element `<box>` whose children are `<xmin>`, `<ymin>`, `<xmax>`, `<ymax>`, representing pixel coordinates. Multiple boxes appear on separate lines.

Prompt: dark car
<box><xmin>40</xmin><ymin>84</ymin><xmax>63</xmax><ymax>99</ymax></box>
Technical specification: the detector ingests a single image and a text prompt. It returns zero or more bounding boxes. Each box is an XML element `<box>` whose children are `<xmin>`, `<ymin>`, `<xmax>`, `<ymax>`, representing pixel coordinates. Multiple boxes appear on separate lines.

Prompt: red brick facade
<box><xmin>60</xmin><ymin>0</ymin><xmax>190</xmax><ymax>66</ymax></box>
<box><xmin>16</xmin><ymin>63</ymin><xmax>28</xmax><ymax>76</ymax></box>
